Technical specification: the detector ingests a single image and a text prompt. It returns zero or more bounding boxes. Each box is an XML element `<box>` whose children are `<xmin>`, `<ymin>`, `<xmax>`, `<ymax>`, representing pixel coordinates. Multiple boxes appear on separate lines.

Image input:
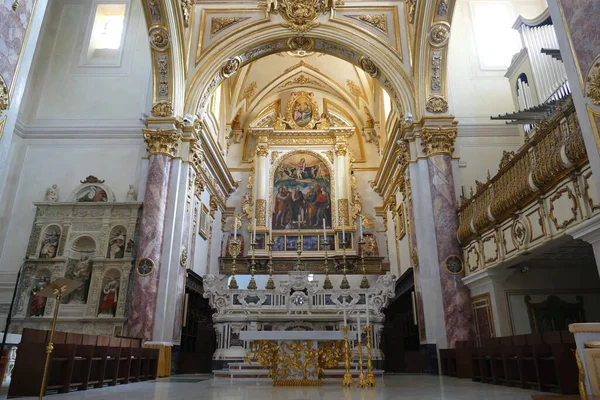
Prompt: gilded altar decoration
<box><xmin>425</xmin><ymin>96</ymin><xmax>448</xmax><ymax>113</ymax></box>
<box><xmin>338</xmin><ymin>199</ymin><xmax>349</xmax><ymax>226</ymax></box>
<box><xmin>0</xmin><ymin>74</ymin><xmax>8</xmax><ymax>112</ymax></box>
<box><xmin>221</xmin><ymin>57</ymin><xmax>241</xmax><ymax>78</ymax></box>
<box><xmin>359</xmin><ymin>56</ymin><xmax>379</xmax><ymax>78</ymax></box>
<box><xmin>211</xmin><ymin>17</ymin><xmax>250</xmax><ymax>37</ymax></box>
<box><xmin>209</xmin><ymin>195</ymin><xmax>219</xmax><ymax>217</ymax></box>
<box><xmin>420</xmin><ymin>126</ymin><xmax>457</xmax><ymax>156</ymax></box>
<box><xmin>273</xmin><ymin>0</ymin><xmax>331</xmax><ymax>32</ymax></box>
<box><xmin>586</xmin><ymin>62</ymin><xmax>600</xmax><ymax>105</ymax></box>
<box><xmin>149</xmin><ymin>27</ymin><xmax>170</xmax><ymax>51</ymax></box>
<box><xmin>143</xmin><ymin>128</ymin><xmax>181</xmax><ymax>158</ymax></box>
<box><xmin>285</xmin><ymin>91</ymin><xmax>319</xmax><ymax>129</ymax></box>
<box><xmin>318</xmin><ymin>341</ymin><xmax>344</xmax><ymax>374</ymax></box>
<box><xmin>180</xmin><ymin>0</ymin><xmax>192</xmax><ymax>27</ymax></box>
<box><xmin>348</xmin><ymin>14</ymin><xmax>388</xmax><ymax>33</ymax></box>
<box><xmin>350</xmin><ymin>192</ymin><xmax>362</xmax><ymax>226</ymax></box>
<box><xmin>256</xmin><ymin>199</ymin><xmax>267</xmax><ymax>226</ymax></box>
<box><xmin>428</xmin><ymin>23</ymin><xmax>450</xmax><ymax>47</ymax></box>
<box><xmin>151</xmin><ymin>101</ymin><xmax>173</xmax><ymax>117</ymax></box>
<box><xmin>273</xmin><ymin>152</ymin><xmax>332</xmax><ymax>229</ymax></box>
<box><xmin>256</xmin><ymin>143</ymin><xmax>269</xmax><ymax>157</ymax></box>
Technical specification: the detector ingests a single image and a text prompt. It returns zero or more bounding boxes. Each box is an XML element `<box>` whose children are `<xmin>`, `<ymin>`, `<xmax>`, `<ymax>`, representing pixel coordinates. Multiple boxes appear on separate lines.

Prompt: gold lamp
<box><xmin>34</xmin><ymin>277</ymin><xmax>82</xmax><ymax>400</ymax></box>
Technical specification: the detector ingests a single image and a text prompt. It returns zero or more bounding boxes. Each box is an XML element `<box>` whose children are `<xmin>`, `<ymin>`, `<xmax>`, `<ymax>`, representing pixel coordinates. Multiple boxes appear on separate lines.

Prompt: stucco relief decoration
<box><xmin>431</xmin><ymin>51</ymin><xmax>442</xmax><ymax>92</ymax></box>
<box><xmin>358</xmin><ymin>56</ymin><xmax>380</xmax><ymax>78</ymax></box>
<box><xmin>466</xmin><ymin>246</ymin><xmax>480</xmax><ymax>273</ymax></box>
<box><xmin>287</xmin><ymin>36</ymin><xmax>315</xmax><ymax>53</ymax></box>
<box><xmin>548</xmin><ymin>186</ymin><xmax>578</xmax><ymax>230</ymax></box>
<box><xmin>146</xmin><ymin>0</ymin><xmax>163</xmax><ymax>24</ymax></box>
<box><xmin>0</xmin><ymin>74</ymin><xmax>8</xmax><ymax>112</ymax></box>
<box><xmin>348</xmin><ymin>14</ymin><xmax>388</xmax><ymax>34</ymax></box>
<box><xmin>425</xmin><ymin>96</ymin><xmax>448</xmax><ymax>113</ymax></box>
<box><xmin>156</xmin><ymin>54</ymin><xmax>169</xmax><ymax>99</ymax></box>
<box><xmin>221</xmin><ymin>57</ymin><xmax>242</xmax><ymax>79</ymax></box>
<box><xmin>211</xmin><ymin>17</ymin><xmax>250</xmax><ymax>37</ymax></box>
<box><xmin>511</xmin><ymin>218</ymin><xmax>528</xmax><ymax>249</ymax></box>
<box><xmin>151</xmin><ymin>100</ymin><xmax>173</xmax><ymax>117</ymax></box>
<box><xmin>285</xmin><ymin>91</ymin><xmax>319</xmax><ymax>130</ymax></box>
<box><xmin>142</xmin><ymin>128</ymin><xmax>181</xmax><ymax>158</ymax></box>
<box><xmin>274</xmin><ymin>0</ymin><xmax>330</xmax><ymax>32</ymax></box>
<box><xmin>406</xmin><ymin>0</ymin><xmax>416</xmax><ymax>23</ymax></box>
<box><xmin>180</xmin><ymin>0</ymin><xmax>192</xmax><ymax>27</ymax></box>
<box><xmin>586</xmin><ymin>62</ymin><xmax>600</xmax><ymax>105</ymax></box>
<box><xmin>149</xmin><ymin>27</ymin><xmax>170</xmax><ymax>51</ymax></box>
<box><xmin>437</xmin><ymin>0</ymin><xmax>449</xmax><ymax>18</ymax></box>
<box><xmin>420</xmin><ymin>126</ymin><xmax>457</xmax><ymax>156</ymax></box>
<box><xmin>428</xmin><ymin>23</ymin><xmax>450</xmax><ymax>47</ymax></box>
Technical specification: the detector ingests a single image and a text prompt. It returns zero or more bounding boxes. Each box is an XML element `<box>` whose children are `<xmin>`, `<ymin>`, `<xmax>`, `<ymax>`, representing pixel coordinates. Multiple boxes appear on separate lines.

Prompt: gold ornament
<box><xmin>420</xmin><ymin>126</ymin><xmax>457</xmax><ymax>156</ymax></box>
<box><xmin>586</xmin><ymin>62</ymin><xmax>600</xmax><ymax>105</ymax></box>
<box><xmin>151</xmin><ymin>101</ymin><xmax>173</xmax><ymax>117</ymax></box>
<box><xmin>275</xmin><ymin>0</ymin><xmax>330</xmax><ymax>32</ymax></box>
<box><xmin>359</xmin><ymin>56</ymin><xmax>379</xmax><ymax>78</ymax></box>
<box><xmin>425</xmin><ymin>96</ymin><xmax>448</xmax><ymax>113</ymax></box>
<box><xmin>338</xmin><ymin>199</ymin><xmax>349</xmax><ymax>225</ymax></box>
<box><xmin>407</xmin><ymin>0</ymin><xmax>416</xmax><ymax>23</ymax></box>
<box><xmin>221</xmin><ymin>57</ymin><xmax>241</xmax><ymax>78</ymax></box>
<box><xmin>285</xmin><ymin>91</ymin><xmax>319</xmax><ymax>129</ymax></box>
<box><xmin>211</xmin><ymin>17</ymin><xmax>250</xmax><ymax>36</ymax></box>
<box><xmin>209</xmin><ymin>195</ymin><xmax>218</xmax><ymax>217</ymax></box>
<box><xmin>181</xmin><ymin>0</ymin><xmax>193</xmax><ymax>27</ymax></box>
<box><xmin>256</xmin><ymin>143</ymin><xmax>269</xmax><ymax>157</ymax></box>
<box><xmin>256</xmin><ymin>199</ymin><xmax>267</xmax><ymax>226</ymax></box>
<box><xmin>428</xmin><ymin>23</ymin><xmax>450</xmax><ymax>47</ymax></box>
<box><xmin>143</xmin><ymin>128</ymin><xmax>181</xmax><ymax>158</ymax></box>
<box><xmin>348</xmin><ymin>14</ymin><xmax>388</xmax><ymax>33</ymax></box>
<box><xmin>180</xmin><ymin>247</ymin><xmax>188</xmax><ymax>268</ymax></box>
<box><xmin>287</xmin><ymin>36</ymin><xmax>315</xmax><ymax>52</ymax></box>
<box><xmin>149</xmin><ymin>27</ymin><xmax>170</xmax><ymax>51</ymax></box>
<box><xmin>0</xmin><ymin>75</ymin><xmax>8</xmax><ymax>112</ymax></box>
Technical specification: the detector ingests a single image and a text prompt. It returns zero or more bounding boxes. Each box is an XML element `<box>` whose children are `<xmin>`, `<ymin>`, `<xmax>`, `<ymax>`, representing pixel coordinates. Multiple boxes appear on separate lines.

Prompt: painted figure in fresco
<box><xmin>297</xmin><ymin>158</ymin><xmax>307</xmax><ymax>180</ymax></box>
<box><xmin>274</xmin><ymin>187</ymin><xmax>291</xmax><ymax>227</ymax></box>
<box><xmin>315</xmin><ymin>187</ymin><xmax>330</xmax><ymax>226</ymax></box>
<box><xmin>39</xmin><ymin>231</ymin><xmax>59</xmax><ymax>259</ymax></box>
<box><xmin>291</xmin><ymin>187</ymin><xmax>305</xmax><ymax>222</ymax></box>
<box><xmin>305</xmin><ymin>187</ymin><xmax>318</xmax><ymax>227</ymax></box>
<box><xmin>77</xmin><ymin>185</ymin><xmax>108</xmax><ymax>202</ymax></box>
<box><xmin>99</xmin><ymin>278</ymin><xmax>119</xmax><ymax>316</ymax></box>
<box><xmin>30</xmin><ymin>278</ymin><xmax>48</xmax><ymax>316</ymax></box>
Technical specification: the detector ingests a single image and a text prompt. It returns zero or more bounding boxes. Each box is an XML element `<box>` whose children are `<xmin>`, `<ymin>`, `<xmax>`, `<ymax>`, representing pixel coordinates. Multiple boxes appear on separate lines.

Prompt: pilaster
<box><xmin>335</xmin><ymin>135</ymin><xmax>350</xmax><ymax>226</ymax></box>
<box><xmin>255</xmin><ymin>136</ymin><xmax>269</xmax><ymax>229</ymax></box>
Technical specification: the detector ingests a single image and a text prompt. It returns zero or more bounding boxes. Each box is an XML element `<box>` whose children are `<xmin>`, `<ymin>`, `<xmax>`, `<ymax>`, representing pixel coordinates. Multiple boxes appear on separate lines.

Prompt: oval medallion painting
<box><xmin>286</xmin><ymin>91</ymin><xmax>319</xmax><ymax>130</ymax></box>
<box><xmin>273</xmin><ymin>153</ymin><xmax>332</xmax><ymax>230</ymax></box>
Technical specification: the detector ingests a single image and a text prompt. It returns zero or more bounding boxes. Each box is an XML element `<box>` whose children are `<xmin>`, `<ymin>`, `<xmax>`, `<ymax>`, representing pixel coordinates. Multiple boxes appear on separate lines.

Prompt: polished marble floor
<box><xmin>7</xmin><ymin>375</ymin><xmax>541</xmax><ymax>400</ymax></box>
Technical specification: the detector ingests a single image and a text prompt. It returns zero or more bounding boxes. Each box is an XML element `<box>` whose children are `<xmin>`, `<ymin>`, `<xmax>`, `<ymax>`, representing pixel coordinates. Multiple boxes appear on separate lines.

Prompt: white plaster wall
<box><xmin>17</xmin><ymin>0</ymin><xmax>151</xmax><ymax>132</ymax></box>
<box><xmin>193</xmin><ymin>189</ymin><xmax>213</xmax><ymax>276</ymax></box>
<box><xmin>0</xmin><ymin>137</ymin><xmax>146</xmax><ymax>275</ymax></box>
<box><xmin>504</xmin><ymin>264</ymin><xmax>600</xmax><ymax>334</ymax></box>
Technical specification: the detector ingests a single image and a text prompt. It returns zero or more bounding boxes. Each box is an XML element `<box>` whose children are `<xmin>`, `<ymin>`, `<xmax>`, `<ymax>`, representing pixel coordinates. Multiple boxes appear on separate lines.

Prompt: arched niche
<box><xmin>39</xmin><ymin>224</ymin><xmax>61</xmax><ymax>259</ymax></box>
<box><xmin>97</xmin><ymin>268</ymin><xmax>121</xmax><ymax>317</ymax></box>
<box><xmin>106</xmin><ymin>226</ymin><xmax>127</xmax><ymax>259</ymax></box>
<box><xmin>28</xmin><ymin>268</ymin><xmax>51</xmax><ymax>317</ymax></box>
<box><xmin>63</xmin><ymin>235</ymin><xmax>96</xmax><ymax>304</ymax></box>
<box><xmin>68</xmin><ymin>177</ymin><xmax>116</xmax><ymax>202</ymax></box>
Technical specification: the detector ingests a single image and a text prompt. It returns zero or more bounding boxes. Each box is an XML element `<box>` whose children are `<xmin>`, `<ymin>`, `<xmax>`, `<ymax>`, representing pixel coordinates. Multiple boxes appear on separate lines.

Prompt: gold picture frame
<box><xmin>199</xmin><ymin>204</ymin><xmax>209</xmax><ymax>239</ymax></box>
<box><xmin>285</xmin><ymin>91</ymin><xmax>319</xmax><ymax>130</ymax></box>
<box><xmin>396</xmin><ymin>202</ymin><xmax>406</xmax><ymax>240</ymax></box>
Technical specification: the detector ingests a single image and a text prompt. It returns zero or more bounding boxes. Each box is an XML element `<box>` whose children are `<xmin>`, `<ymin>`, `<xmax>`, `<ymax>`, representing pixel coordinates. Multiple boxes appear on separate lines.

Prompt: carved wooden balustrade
<box><xmin>457</xmin><ymin>97</ymin><xmax>589</xmax><ymax>272</ymax></box>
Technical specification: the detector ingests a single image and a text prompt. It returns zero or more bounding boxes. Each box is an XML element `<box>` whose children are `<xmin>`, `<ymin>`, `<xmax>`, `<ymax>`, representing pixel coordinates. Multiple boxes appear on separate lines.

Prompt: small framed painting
<box><xmin>303</xmin><ymin>235</ymin><xmax>318</xmax><ymax>251</ymax></box>
<box><xmin>199</xmin><ymin>204</ymin><xmax>209</xmax><ymax>239</ymax></box>
<box><xmin>319</xmin><ymin>235</ymin><xmax>336</xmax><ymax>251</ymax></box>
<box><xmin>286</xmin><ymin>236</ymin><xmax>299</xmax><ymax>251</ymax></box>
<box><xmin>254</xmin><ymin>233</ymin><xmax>266</xmax><ymax>250</ymax></box>
<box><xmin>337</xmin><ymin>233</ymin><xmax>353</xmax><ymax>250</ymax></box>
<box><xmin>273</xmin><ymin>236</ymin><xmax>285</xmax><ymax>251</ymax></box>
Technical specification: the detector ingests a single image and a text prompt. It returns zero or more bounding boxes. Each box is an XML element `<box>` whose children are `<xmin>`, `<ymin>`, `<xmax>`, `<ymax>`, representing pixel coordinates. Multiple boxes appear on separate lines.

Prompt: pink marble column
<box><xmin>428</xmin><ymin>155</ymin><xmax>474</xmax><ymax>347</ymax></box>
<box><xmin>129</xmin><ymin>154</ymin><xmax>172</xmax><ymax>340</ymax></box>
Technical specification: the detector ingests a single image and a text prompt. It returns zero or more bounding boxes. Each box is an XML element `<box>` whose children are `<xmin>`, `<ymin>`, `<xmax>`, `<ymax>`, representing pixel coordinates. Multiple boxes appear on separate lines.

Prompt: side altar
<box><xmin>239</xmin><ymin>330</ymin><xmax>357</xmax><ymax>385</ymax></box>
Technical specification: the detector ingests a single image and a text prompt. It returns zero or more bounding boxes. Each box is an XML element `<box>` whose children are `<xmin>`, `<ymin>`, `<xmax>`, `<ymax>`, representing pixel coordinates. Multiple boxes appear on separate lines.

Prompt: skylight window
<box><xmin>470</xmin><ymin>1</ymin><xmax>522</xmax><ymax>70</ymax></box>
<box><xmin>87</xmin><ymin>4</ymin><xmax>127</xmax><ymax>61</ymax></box>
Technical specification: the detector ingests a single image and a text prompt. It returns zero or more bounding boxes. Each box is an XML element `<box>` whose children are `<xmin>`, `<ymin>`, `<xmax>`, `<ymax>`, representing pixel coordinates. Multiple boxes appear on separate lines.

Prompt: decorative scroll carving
<box><xmin>279</xmin><ymin>75</ymin><xmax>321</xmax><ymax>88</ymax></box>
<box><xmin>151</xmin><ymin>101</ymin><xmax>173</xmax><ymax>117</ymax></box>
<box><xmin>287</xmin><ymin>36</ymin><xmax>315</xmax><ymax>52</ymax></box>
<box><xmin>587</xmin><ymin>62</ymin><xmax>600</xmax><ymax>105</ymax></box>
<box><xmin>256</xmin><ymin>199</ymin><xmax>267</xmax><ymax>226</ymax></box>
<box><xmin>407</xmin><ymin>0</ymin><xmax>416</xmax><ymax>24</ymax></box>
<box><xmin>142</xmin><ymin>129</ymin><xmax>181</xmax><ymax>158</ymax></box>
<box><xmin>549</xmin><ymin>187</ymin><xmax>578</xmax><ymax>230</ymax></box>
<box><xmin>425</xmin><ymin>96</ymin><xmax>448</xmax><ymax>113</ymax></box>
<box><xmin>358</xmin><ymin>56</ymin><xmax>379</xmax><ymax>78</ymax></box>
<box><xmin>348</xmin><ymin>14</ymin><xmax>388</xmax><ymax>33</ymax></box>
<box><xmin>209</xmin><ymin>195</ymin><xmax>219</xmax><ymax>217</ymax></box>
<box><xmin>181</xmin><ymin>0</ymin><xmax>192</xmax><ymax>27</ymax></box>
<box><xmin>274</xmin><ymin>0</ymin><xmax>330</xmax><ymax>32</ymax></box>
<box><xmin>498</xmin><ymin>150</ymin><xmax>515</xmax><ymax>170</ymax></box>
<box><xmin>211</xmin><ymin>17</ymin><xmax>250</xmax><ymax>36</ymax></box>
<box><xmin>346</xmin><ymin>80</ymin><xmax>364</xmax><ymax>100</ymax></box>
<box><xmin>256</xmin><ymin>143</ymin><xmax>269</xmax><ymax>157</ymax></box>
<box><xmin>324</xmin><ymin>151</ymin><xmax>333</xmax><ymax>163</ymax></box>
<box><xmin>420</xmin><ymin>126</ymin><xmax>457</xmax><ymax>156</ymax></box>
<box><xmin>338</xmin><ymin>199</ymin><xmax>349</xmax><ymax>226</ymax></box>
<box><xmin>335</xmin><ymin>143</ymin><xmax>347</xmax><ymax>156</ymax></box>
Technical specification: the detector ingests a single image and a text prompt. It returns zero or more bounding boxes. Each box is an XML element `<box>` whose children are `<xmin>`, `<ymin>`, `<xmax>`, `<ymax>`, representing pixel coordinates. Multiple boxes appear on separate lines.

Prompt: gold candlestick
<box><xmin>265</xmin><ymin>239</ymin><xmax>276</xmax><ymax>289</ymax></box>
<box><xmin>359</xmin><ymin>238</ymin><xmax>370</xmax><ymax>289</ymax></box>
<box><xmin>228</xmin><ymin>238</ymin><xmax>241</xmax><ymax>289</ymax></box>
<box><xmin>321</xmin><ymin>238</ymin><xmax>333</xmax><ymax>289</ymax></box>
<box><xmin>357</xmin><ymin>341</ymin><xmax>367</xmax><ymax>388</ymax></box>
<box><xmin>247</xmin><ymin>238</ymin><xmax>257</xmax><ymax>289</ymax></box>
<box><xmin>365</xmin><ymin>325</ymin><xmax>376</xmax><ymax>387</ymax></box>
<box><xmin>340</xmin><ymin>240</ymin><xmax>350</xmax><ymax>289</ymax></box>
<box><xmin>342</xmin><ymin>325</ymin><xmax>354</xmax><ymax>387</ymax></box>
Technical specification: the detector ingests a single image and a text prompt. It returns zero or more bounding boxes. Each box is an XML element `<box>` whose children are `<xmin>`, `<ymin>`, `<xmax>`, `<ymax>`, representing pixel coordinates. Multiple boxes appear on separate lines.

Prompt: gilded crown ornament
<box><xmin>272</xmin><ymin>0</ymin><xmax>331</xmax><ymax>32</ymax></box>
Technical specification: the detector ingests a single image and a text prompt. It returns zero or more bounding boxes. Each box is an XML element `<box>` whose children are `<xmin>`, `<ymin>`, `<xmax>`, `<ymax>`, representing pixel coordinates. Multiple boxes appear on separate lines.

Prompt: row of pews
<box><xmin>8</xmin><ymin>328</ymin><xmax>159</xmax><ymax>398</ymax></box>
<box><xmin>439</xmin><ymin>331</ymin><xmax>578</xmax><ymax>394</ymax></box>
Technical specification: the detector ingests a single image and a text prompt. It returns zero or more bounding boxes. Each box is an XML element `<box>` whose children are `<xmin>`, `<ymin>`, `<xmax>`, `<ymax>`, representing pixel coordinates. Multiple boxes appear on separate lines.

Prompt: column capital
<box><xmin>420</xmin><ymin>125</ymin><xmax>457</xmax><ymax>157</ymax></box>
<box><xmin>256</xmin><ymin>142</ymin><xmax>269</xmax><ymax>157</ymax></box>
<box><xmin>143</xmin><ymin>128</ymin><xmax>182</xmax><ymax>158</ymax></box>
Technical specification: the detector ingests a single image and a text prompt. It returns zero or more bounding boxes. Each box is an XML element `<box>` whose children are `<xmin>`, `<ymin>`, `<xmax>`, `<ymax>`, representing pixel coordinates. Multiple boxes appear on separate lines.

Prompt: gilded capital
<box><xmin>420</xmin><ymin>126</ymin><xmax>457</xmax><ymax>156</ymax></box>
<box><xmin>335</xmin><ymin>143</ymin><xmax>347</xmax><ymax>156</ymax></box>
<box><xmin>256</xmin><ymin>143</ymin><xmax>269</xmax><ymax>157</ymax></box>
<box><xmin>143</xmin><ymin>128</ymin><xmax>181</xmax><ymax>158</ymax></box>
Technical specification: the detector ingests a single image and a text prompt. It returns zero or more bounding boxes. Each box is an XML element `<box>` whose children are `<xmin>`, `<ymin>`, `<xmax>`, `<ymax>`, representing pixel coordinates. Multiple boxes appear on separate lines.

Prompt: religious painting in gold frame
<box><xmin>395</xmin><ymin>202</ymin><xmax>406</xmax><ymax>240</ymax></box>
<box><xmin>285</xmin><ymin>91</ymin><xmax>319</xmax><ymax>130</ymax></box>
<box><xmin>199</xmin><ymin>203</ymin><xmax>209</xmax><ymax>239</ymax></box>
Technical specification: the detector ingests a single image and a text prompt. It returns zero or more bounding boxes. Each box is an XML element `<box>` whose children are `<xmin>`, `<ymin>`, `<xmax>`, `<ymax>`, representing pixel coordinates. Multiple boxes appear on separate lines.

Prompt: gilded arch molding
<box><xmin>186</xmin><ymin>26</ymin><xmax>416</xmax><ymax>120</ymax></box>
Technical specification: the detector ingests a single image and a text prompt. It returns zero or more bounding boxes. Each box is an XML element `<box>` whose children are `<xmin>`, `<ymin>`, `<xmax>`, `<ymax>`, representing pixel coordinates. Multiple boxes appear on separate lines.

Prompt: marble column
<box><xmin>255</xmin><ymin>138</ymin><xmax>269</xmax><ymax>228</ymax></box>
<box><xmin>422</xmin><ymin>125</ymin><xmax>474</xmax><ymax>347</ymax></box>
<box><xmin>129</xmin><ymin>128</ymin><xmax>180</xmax><ymax>341</ymax></box>
<box><xmin>335</xmin><ymin>136</ymin><xmax>350</xmax><ymax>227</ymax></box>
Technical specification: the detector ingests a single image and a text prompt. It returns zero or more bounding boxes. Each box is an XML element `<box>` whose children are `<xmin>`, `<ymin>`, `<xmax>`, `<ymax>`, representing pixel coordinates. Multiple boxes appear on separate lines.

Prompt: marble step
<box><xmin>227</xmin><ymin>361</ymin><xmax>363</xmax><ymax>370</ymax></box>
<box><xmin>213</xmin><ymin>368</ymin><xmax>384</xmax><ymax>380</ymax></box>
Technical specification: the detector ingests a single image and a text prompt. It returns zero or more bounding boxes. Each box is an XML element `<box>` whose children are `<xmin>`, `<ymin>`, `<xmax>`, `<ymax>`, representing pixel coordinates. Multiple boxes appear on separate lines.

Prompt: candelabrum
<box><xmin>321</xmin><ymin>238</ymin><xmax>333</xmax><ymax>289</ymax></box>
<box><xmin>357</xmin><ymin>340</ymin><xmax>367</xmax><ymax>388</ymax></box>
<box><xmin>340</xmin><ymin>240</ymin><xmax>350</xmax><ymax>289</ymax></box>
<box><xmin>365</xmin><ymin>325</ymin><xmax>376</xmax><ymax>387</ymax></box>
<box><xmin>228</xmin><ymin>238</ymin><xmax>241</xmax><ymax>289</ymax></box>
<box><xmin>265</xmin><ymin>239</ymin><xmax>276</xmax><ymax>290</ymax></box>
<box><xmin>359</xmin><ymin>237</ymin><xmax>372</xmax><ymax>289</ymax></box>
<box><xmin>342</xmin><ymin>325</ymin><xmax>354</xmax><ymax>387</ymax></box>
<box><xmin>247</xmin><ymin>239</ymin><xmax>257</xmax><ymax>290</ymax></box>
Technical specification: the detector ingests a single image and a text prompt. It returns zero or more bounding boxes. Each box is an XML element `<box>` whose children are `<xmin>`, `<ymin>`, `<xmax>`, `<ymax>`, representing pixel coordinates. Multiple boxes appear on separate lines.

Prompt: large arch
<box><xmin>185</xmin><ymin>24</ymin><xmax>417</xmax><ymax>120</ymax></box>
